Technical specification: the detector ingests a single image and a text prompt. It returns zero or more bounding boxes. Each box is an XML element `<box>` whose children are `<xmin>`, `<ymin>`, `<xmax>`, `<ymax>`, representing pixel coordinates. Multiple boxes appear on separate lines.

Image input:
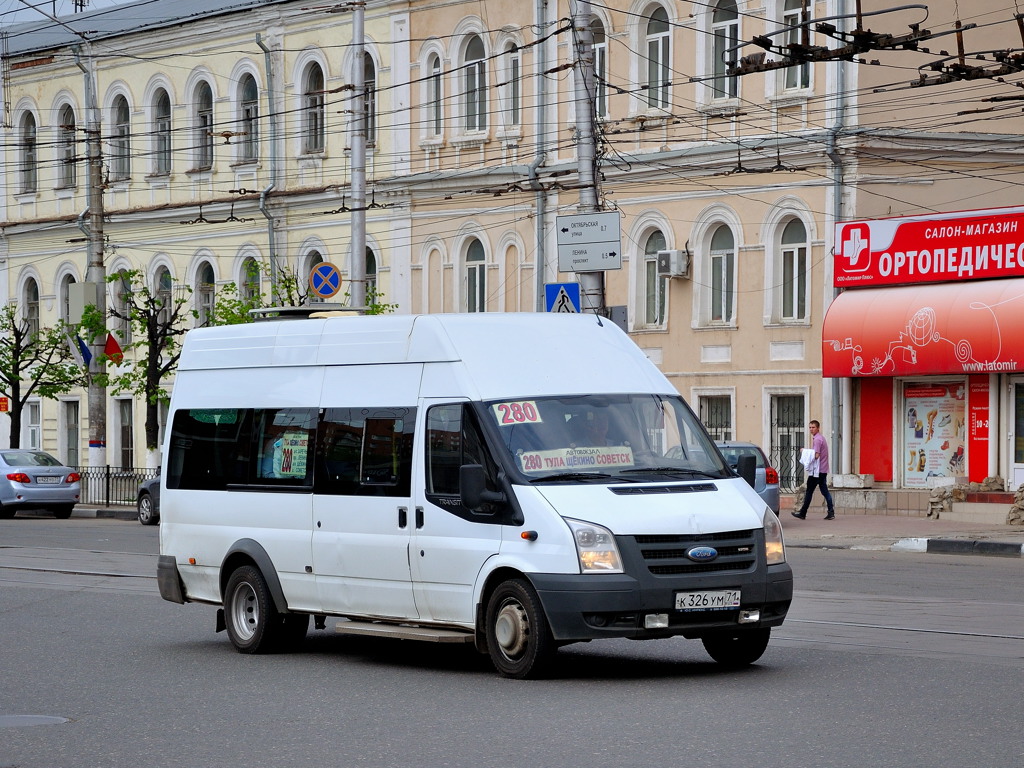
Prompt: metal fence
<box><xmin>74</xmin><ymin>466</ymin><xmax>159</xmax><ymax>506</ymax></box>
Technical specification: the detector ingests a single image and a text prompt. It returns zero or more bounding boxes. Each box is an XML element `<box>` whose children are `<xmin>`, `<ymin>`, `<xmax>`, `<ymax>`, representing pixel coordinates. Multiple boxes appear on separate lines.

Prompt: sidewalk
<box><xmin>781</xmin><ymin>511</ymin><xmax>1024</xmax><ymax>557</ymax></box>
<box><xmin>77</xmin><ymin>503</ymin><xmax>1024</xmax><ymax>558</ymax></box>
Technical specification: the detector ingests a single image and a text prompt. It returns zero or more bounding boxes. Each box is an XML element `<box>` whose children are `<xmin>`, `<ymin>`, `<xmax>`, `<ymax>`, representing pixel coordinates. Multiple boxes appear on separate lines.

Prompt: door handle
<box><xmin>415</xmin><ymin>506</ymin><xmax>424</xmax><ymax>529</ymax></box>
<box><xmin>398</xmin><ymin>506</ymin><xmax>408</xmax><ymax>528</ymax></box>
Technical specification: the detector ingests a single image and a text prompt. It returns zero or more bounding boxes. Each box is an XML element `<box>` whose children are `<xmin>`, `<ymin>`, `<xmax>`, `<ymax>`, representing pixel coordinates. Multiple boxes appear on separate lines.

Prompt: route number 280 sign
<box><xmin>491</xmin><ymin>401</ymin><xmax>543</xmax><ymax>425</ymax></box>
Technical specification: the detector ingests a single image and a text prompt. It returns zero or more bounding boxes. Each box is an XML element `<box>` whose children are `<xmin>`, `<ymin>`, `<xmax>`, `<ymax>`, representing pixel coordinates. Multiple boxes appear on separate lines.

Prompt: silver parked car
<box><xmin>137</xmin><ymin>474</ymin><xmax>160</xmax><ymax>525</ymax></box>
<box><xmin>715</xmin><ymin>441</ymin><xmax>780</xmax><ymax>515</ymax></box>
<box><xmin>0</xmin><ymin>450</ymin><xmax>81</xmax><ymax>519</ymax></box>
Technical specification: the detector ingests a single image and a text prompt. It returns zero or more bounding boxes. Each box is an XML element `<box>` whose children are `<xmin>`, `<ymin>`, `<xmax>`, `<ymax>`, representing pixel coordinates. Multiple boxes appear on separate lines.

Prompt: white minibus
<box><xmin>157</xmin><ymin>312</ymin><xmax>792</xmax><ymax>678</ymax></box>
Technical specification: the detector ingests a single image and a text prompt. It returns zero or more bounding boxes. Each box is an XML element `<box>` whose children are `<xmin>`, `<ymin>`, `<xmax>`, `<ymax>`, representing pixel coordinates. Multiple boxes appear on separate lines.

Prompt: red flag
<box><xmin>104</xmin><ymin>333</ymin><xmax>124</xmax><ymax>364</ymax></box>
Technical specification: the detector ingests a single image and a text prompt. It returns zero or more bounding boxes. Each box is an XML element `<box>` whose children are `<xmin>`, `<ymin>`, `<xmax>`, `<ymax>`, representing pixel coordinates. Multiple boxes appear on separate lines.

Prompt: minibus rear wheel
<box><xmin>224</xmin><ymin>565</ymin><xmax>307</xmax><ymax>653</ymax></box>
<box><xmin>485</xmin><ymin>578</ymin><xmax>554</xmax><ymax>679</ymax></box>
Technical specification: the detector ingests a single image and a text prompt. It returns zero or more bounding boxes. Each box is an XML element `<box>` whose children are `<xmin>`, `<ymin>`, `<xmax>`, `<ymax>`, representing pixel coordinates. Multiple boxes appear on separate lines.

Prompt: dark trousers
<box><xmin>799</xmin><ymin>473</ymin><xmax>834</xmax><ymax>515</ymax></box>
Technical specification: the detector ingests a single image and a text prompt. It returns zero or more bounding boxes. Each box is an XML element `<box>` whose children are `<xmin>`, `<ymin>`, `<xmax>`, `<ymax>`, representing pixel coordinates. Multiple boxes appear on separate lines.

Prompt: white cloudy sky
<box><xmin>1</xmin><ymin>0</ymin><xmax>125</xmax><ymax>25</ymax></box>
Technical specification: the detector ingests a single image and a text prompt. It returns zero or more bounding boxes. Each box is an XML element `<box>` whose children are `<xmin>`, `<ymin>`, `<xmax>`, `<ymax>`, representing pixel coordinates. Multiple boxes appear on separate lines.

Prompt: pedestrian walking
<box><xmin>792</xmin><ymin>419</ymin><xmax>835</xmax><ymax>520</ymax></box>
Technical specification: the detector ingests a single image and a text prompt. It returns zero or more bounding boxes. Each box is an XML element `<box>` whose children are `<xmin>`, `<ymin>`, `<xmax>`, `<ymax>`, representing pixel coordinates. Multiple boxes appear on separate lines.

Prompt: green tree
<box><xmin>83</xmin><ymin>270</ymin><xmax>196</xmax><ymax>453</ymax></box>
<box><xmin>0</xmin><ymin>303</ymin><xmax>84</xmax><ymax>449</ymax></box>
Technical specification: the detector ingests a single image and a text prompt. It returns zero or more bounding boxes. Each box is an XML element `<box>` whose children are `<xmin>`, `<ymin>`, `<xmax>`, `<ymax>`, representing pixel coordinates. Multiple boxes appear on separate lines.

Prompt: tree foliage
<box><xmin>0</xmin><ymin>303</ymin><xmax>84</xmax><ymax>448</ymax></box>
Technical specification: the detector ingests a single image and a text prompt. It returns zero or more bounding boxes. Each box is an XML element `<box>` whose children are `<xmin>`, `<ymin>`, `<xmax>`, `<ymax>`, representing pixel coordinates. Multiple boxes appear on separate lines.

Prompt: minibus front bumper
<box><xmin>527</xmin><ymin>562</ymin><xmax>793</xmax><ymax>642</ymax></box>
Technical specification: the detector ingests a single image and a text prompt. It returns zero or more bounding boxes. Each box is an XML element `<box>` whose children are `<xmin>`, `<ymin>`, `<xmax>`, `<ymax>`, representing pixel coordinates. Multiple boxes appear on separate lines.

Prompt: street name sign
<box><xmin>556</xmin><ymin>212</ymin><xmax>622</xmax><ymax>271</ymax></box>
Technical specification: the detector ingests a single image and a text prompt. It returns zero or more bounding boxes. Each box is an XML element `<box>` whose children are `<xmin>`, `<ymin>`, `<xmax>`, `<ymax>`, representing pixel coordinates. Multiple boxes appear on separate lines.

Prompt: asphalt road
<box><xmin>1</xmin><ymin>517</ymin><xmax>1021</xmax><ymax>768</ymax></box>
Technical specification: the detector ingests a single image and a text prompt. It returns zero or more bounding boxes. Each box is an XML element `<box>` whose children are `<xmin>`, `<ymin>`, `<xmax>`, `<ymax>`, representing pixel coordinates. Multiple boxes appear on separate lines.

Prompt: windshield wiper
<box><xmin>618</xmin><ymin>467</ymin><xmax>717</xmax><ymax>477</ymax></box>
<box><xmin>530</xmin><ymin>472</ymin><xmax>613</xmax><ymax>483</ymax></box>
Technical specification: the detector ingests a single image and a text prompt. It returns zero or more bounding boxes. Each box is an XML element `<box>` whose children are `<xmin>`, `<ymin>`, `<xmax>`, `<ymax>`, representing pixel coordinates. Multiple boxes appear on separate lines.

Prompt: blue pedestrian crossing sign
<box><xmin>545</xmin><ymin>282</ymin><xmax>581</xmax><ymax>313</ymax></box>
<box><xmin>309</xmin><ymin>262</ymin><xmax>342</xmax><ymax>298</ymax></box>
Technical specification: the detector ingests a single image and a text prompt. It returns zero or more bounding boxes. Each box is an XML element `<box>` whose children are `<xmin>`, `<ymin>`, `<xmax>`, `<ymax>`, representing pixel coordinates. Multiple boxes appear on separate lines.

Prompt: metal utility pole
<box><xmin>74</xmin><ymin>44</ymin><xmax>107</xmax><ymax>467</ymax></box>
<box><xmin>570</xmin><ymin>0</ymin><xmax>605</xmax><ymax>314</ymax></box>
<box><xmin>349</xmin><ymin>1</ymin><xmax>367</xmax><ymax>308</ymax></box>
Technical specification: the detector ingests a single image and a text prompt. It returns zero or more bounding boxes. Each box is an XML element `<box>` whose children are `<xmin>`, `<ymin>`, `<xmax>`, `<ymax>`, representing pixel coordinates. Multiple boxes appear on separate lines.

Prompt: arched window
<box><xmin>154</xmin><ymin>89</ymin><xmax>172</xmax><ymax>175</ymax></box>
<box><xmin>592</xmin><ymin>18</ymin><xmax>608</xmax><ymax>118</ymax></box>
<box><xmin>195</xmin><ymin>82</ymin><xmax>214</xmax><ymax>169</ymax></box>
<box><xmin>783</xmin><ymin>0</ymin><xmax>811</xmax><ymax>89</ymax></box>
<box><xmin>303</xmin><ymin>63</ymin><xmax>325</xmax><ymax>153</ymax></box>
<box><xmin>20</xmin><ymin>113</ymin><xmax>37</xmax><ymax>193</ymax></box>
<box><xmin>502</xmin><ymin>42</ymin><xmax>521</xmax><ymax>127</ymax></box>
<box><xmin>644</xmin><ymin>7</ymin><xmax>670</xmax><ymax>109</ymax></box>
<box><xmin>711</xmin><ymin>0</ymin><xmax>739</xmax><ymax>99</ymax></box>
<box><xmin>241</xmin><ymin>257</ymin><xmax>261</xmax><ymax>304</ymax></box>
<box><xmin>709</xmin><ymin>225</ymin><xmax>736</xmax><ymax>324</ymax></box>
<box><xmin>60</xmin><ymin>274</ymin><xmax>76</xmax><ymax>323</ymax></box>
<box><xmin>58</xmin><ymin>105</ymin><xmax>77</xmax><ymax>188</ymax></box>
<box><xmin>113</xmin><ymin>269</ymin><xmax>133</xmax><ymax>343</ymax></box>
<box><xmin>111</xmin><ymin>95</ymin><xmax>131</xmax><ymax>180</ymax></box>
<box><xmin>366</xmin><ymin>248</ymin><xmax>378</xmax><ymax>299</ymax></box>
<box><xmin>196</xmin><ymin>262</ymin><xmax>215</xmax><ymax>326</ymax></box>
<box><xmin>644</xmin><ymin>230</ymin><xmax>667</xmax><ymax>326</ymax></box>
<box><xmin>363</xmin><ymin>53</ymin><xmax>377</xmax><ymax>146</ymax></box>
<box><xmin>428</xmin><ymin>53</ymin><xmax>443</xmax><ymax>136</ymax></box>
<box><xmin>465</xmin><ymin>238</ymin><xmax>486</xmax><ymax>312</ymax></box>
<box><xmin>24</xmin><ymin>278</ymin><xmax>40</xmax><ymax>337</ymax></box>
<box><xmin>154</xmin><ymin>266</ymin><xmax>173</xmax><ymax>325</ymax></box>
<box><xmin>464</xmin><ymin>35</ymin><xmax>487</xmax><ymax>131</ymax></box>
<box><xmin>780</xmin><ymin>219</ymin><xmax>808</xmax><ymax>321</ymax></box>
<box><xmin>239</xmin><ymin>74</ymin><xmax>259</xmax><ymax>161</ymax></box>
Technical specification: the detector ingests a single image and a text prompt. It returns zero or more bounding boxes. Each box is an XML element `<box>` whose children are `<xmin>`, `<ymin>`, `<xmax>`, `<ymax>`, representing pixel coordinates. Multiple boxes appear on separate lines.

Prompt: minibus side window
<box><xmin>315</xmin><ymin>408</ymin><xmax>415</xmax><ymax>496</ymax></box>
<box><xmin>425</xmin><ymin>404</ymin><xmax>494</xmax><ymax>499</ymax></box>
<box><xmin>168</xmin><ymin>408</ymin><xmax>252</xmax><ymax>490</ymax></box>
<box><xmin>253</xmin><ymin>408</ymin><xmax>317</xmax><ymax>486</ymax></box>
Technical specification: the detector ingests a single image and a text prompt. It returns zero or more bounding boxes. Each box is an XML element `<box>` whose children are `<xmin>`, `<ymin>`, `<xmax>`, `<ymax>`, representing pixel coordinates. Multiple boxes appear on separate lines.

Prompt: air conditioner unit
<box><xmin>656</xmin><ymin>249</ymin><xmax>689</xmax><ymax>278</ymax></box>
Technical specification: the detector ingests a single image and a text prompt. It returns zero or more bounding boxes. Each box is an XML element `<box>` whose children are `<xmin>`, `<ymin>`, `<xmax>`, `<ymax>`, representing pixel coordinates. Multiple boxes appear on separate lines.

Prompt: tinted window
<box><xmin>315</xmin><ymin>408</ymin><xmax>415</xmax><ymax>497</ymax></box>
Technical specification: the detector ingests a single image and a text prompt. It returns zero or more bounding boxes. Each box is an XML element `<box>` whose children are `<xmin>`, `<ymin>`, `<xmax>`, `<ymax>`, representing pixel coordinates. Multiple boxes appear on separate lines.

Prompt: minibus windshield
<box><xmin>485</xmin><ymin>394</ymin><xmax>730</xmax><ymax>482</ymax></box>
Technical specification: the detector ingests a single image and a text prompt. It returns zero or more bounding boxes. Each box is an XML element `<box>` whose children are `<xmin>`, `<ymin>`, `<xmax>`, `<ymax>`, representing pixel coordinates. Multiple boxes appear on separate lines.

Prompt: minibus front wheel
<box><xmin>485</xmin><ymin>578</ymin><xmax>554</xmax><ymax>679</ymax></box>
<box><xmin>223</xmin><ymin>565</ymin><xmax>308</xmax><ymax>654</ymax></box>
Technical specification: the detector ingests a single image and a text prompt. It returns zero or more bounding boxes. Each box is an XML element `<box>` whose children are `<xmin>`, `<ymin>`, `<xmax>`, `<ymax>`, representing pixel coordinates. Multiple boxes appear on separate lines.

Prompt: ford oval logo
<box><xmin>686</xmin><ymin>546</ymin><xmax>719</xmax><ymax>562</ymax></box>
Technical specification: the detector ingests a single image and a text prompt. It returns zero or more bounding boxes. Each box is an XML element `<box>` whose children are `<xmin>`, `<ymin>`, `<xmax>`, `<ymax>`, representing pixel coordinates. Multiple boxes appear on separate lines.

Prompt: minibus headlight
<box><xmin>764</xmin><ymin>508</ymin><xmax>786</xmax><ymax>565</ymax></box>
<box><xmin>565</xmin><ymin>518</ymin><xmax>623</xmax><ymax>574</ymax></box>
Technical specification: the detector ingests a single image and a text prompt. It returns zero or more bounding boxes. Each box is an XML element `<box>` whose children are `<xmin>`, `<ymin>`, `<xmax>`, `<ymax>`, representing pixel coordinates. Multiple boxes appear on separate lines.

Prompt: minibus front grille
<box><xmin>632</xmin><ymin>530</ymin><xmax>757</xmax><ymax>575</ymax></box>
<box><xmin>610</xmin><ymin>483</ymin><xmax>717</xmax><ymax>495</ymax></box>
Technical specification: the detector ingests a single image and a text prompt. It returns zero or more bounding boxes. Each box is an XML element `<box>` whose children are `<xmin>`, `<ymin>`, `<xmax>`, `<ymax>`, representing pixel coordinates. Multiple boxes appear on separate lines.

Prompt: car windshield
<box><xmin>0</xmin><ymin>451</ymin><xmax>62</xmax><ymax>467</ymax></box>
<box><xmin>486</xmin><ymin>394</ymin><xmax>730</xmax><ymax>482</ymax></box>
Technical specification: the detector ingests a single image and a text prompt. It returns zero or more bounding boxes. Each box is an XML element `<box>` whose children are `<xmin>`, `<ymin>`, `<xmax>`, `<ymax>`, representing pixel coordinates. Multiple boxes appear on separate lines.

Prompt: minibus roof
<box><xmin>177</xmin><ymin>312</ymin><xmax>675</xmax><ymax>399</ymax></box>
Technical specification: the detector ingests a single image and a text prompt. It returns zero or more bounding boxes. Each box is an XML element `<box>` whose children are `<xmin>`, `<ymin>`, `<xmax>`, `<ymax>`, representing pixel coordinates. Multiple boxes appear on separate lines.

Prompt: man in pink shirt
<box><xmin>792</xmin><ymin>419</ymin><xmax>835</xmax><ymax>520</ymax></box>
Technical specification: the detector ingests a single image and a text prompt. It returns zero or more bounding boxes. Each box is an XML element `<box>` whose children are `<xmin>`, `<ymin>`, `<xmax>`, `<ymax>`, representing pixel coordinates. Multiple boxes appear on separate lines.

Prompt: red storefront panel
<box><xmin>822</xmin><ymin>278</ymin><xmax>1024</xmax><ymax>378</ymax></box>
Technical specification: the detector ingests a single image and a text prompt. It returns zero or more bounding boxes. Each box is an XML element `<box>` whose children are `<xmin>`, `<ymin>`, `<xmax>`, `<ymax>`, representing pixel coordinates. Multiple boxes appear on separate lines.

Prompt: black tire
<box><xmin>702</xmin><ymin>628</ymin><xmax>771</xmax><ymax>668</ymax></box>
<box><xmin>52</xmin><ymin>505</ymin><xmax>74</xmax><ymax>520</ymax></box>
<box><xmin>137</xmin><ymin>492</ymin><xmax>158</xmax><ymax>525</ymax></box>
<box><xmin>223</xmin><ymin>565</ymin><xmax>307</xmax><ymax>654</ymax></box>
<box><xmin>484</xmin><ymin>578</ymin><xmax>555</xmax><ymax>679</ymax></box>
<box><xmin>0</xmin><ymin>504</ymin><xmax>15</xmax><ymax>519</ymax></box>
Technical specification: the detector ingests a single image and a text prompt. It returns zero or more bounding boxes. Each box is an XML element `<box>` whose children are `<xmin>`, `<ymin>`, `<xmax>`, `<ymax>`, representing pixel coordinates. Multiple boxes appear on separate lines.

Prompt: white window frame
<box><xmin>593</xmin><ymin>18</ymin><xmax>608</xmax><ymax>118</ymax></box>
<box><xmin>710</xmin><ymin>1</ymin><xmax>739</xmax><ymax>100</ymax></box>
<box><xmin>465</xmin><ymin>238</ymin><xmax>486</xmax><ymax>313</ymax></box>
<box><xmin>238</xmin><ymin>74</ymin><xmax>259</xmax><ymax>162</ymax></box>
<box><xmin>428</xmin><ymin>53</ymin><xmax>443</xmax><ymax>136</ymax></box>
<box><xmin>111</xmin><ymin>95</ymin><xmax>131</xmax><ymax>181</ymax></box>
<box><xmin>153</xmin><ymin>89</ymin><xmax>172</xmax><ymax>175</ymax></box>
<box><xmin>20</xmin><ymin>112</ymin><xmax>37</xmax><ymax>193</ymax></box>
<box><xmin>58</xmin><ymin>105</ymin><xmax>77</xmax><ymax>188</ymax></box>
<box><xmin>643</xmin><ymin>229</ymin><xmax>667</xmax><ymax>327</ymax></box>
<box><xmin>783</xmin><ymin>0</ymin><xmax>811</xmax><ymax>91</ymax></box>
<box><xmin>644</xmin><ymin>6</ymin><xmax>671</xmax><ymax>110</ymax></box>
<box><xmin>463</xmin><ymin>35</ymin><xmax>487</xmax><ymax>132</ymax></box>
<box><xmin>195</xmin><ymin>82</ymin><xmax>214</xmax><ymax>170</ymax></box>
<box><xmin>303</xmin><ymin>63</ymin><xmax>326</xmax><ymax>154</ymax></box>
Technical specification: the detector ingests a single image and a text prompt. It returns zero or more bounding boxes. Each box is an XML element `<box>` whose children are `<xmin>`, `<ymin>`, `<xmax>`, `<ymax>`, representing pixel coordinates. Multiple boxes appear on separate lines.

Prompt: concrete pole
<box><xmin>570</xmin><ymin>0</ymin><xmax>604</xmax><ymax>314</ymax></box>
<box><xmin>74</xmin><ymin>44</ymin><xmax>106</xmax><ymax>468</ymax></box>
<box><xmin>349</xmin><ymin>2</ymin><xmax>367</xmax><ymax>308</ymax></box>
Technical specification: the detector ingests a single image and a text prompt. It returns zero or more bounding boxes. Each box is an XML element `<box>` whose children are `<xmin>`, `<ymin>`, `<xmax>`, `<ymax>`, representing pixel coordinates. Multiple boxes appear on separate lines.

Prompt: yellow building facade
<box><xmin>2</xmin><ymin>1</ymin><xmax>1022</xmax><ymax>497</ymax></box>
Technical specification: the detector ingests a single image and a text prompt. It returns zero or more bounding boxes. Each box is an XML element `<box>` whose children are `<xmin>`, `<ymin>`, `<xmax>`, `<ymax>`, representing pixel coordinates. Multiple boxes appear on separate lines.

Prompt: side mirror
<box><xmin>736</xmin><ymin>454</ymin><xmax>756</xmax><ymax>489</ymax></box>
<box><xmin>460</xmin><ymin>464</ymin><xmax>506</xmax><ymax>511</ymax></box>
